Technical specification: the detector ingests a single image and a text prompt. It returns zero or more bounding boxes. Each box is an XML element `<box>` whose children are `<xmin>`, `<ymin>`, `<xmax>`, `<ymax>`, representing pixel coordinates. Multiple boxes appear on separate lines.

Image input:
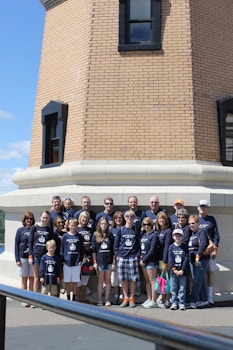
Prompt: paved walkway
<box><xmin>2</xmin><ymin>277</ymin><xmax>233</xmax><ymax>349</ymax></box>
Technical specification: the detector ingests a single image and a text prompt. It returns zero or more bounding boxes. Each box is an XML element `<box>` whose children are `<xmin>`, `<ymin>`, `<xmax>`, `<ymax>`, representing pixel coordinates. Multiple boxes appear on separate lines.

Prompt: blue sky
<box><xmin>0</xmin><ymin>1</ymin><xmax>45</xmax><ymax>194</ymax></box>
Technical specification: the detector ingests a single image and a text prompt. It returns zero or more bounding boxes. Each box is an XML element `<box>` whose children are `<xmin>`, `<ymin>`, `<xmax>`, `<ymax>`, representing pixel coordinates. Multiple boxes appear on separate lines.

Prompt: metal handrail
<box><xmin>1</xmin><ymin>284</ymin><xmax>233</xmax><ymax>350</ymax></box>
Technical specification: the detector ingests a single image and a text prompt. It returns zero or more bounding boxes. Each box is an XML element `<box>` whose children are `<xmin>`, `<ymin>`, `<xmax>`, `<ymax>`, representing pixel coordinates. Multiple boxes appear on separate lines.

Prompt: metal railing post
<box><xmin>0</xmin><ymin>294</ymin><xmax>6</xmax><ymax>350</ymax></box>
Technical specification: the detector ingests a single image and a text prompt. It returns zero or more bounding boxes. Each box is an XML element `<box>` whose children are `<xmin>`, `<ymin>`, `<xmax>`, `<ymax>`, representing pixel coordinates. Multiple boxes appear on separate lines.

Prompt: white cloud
<box><xmin>0</xmin><ymin>141</ymin><xmax>30</xmax><ymax>160</ymax></box>
<box><xmin>0</xmin><ymin>109</ymin><xmax>15</xmax><ymax>120</ymax></box>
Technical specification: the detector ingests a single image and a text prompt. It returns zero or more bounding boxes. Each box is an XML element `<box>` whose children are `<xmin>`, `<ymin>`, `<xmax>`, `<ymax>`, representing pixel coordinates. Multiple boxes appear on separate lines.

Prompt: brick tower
<box><xmin>0</xmin><ymin>0</ymin><xmax>233</xmax><ymax>298</ymax></box>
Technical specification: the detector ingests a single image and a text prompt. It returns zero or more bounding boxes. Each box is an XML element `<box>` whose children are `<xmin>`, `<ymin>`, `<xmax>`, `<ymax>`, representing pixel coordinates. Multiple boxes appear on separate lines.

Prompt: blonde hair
<box><xmin>155</xmin><ymin>212</ymin><xmax>170</xmax><ymax>231</ymax></box>
<box><xmin>188</xmin><ymin>215</ymin><xmax>199</xmax><ymax>224</ymax></box>
<box><xmin>124</xmin><ymin>210</ymin><xmax>135</xmax><ymax>218</ymax></box>
<box><xmin>94</xmin><ymin>217</ymin><xmax>111</xmax><ymax>243</ymax></box>
<box><xmin>46</xmin><ymin>239</ymin><xmax>56</xmax><ymax>249</ymax></box>
<box><xmin>141</xmin><ymin>217</ymin><xmax>153</xmax><ymax>230</ymax></box>
<box><xmin>68</xmin><ymin>218</ymin><xmax>78</xmax><ymax>225</ymax></box>
<box><xmin>78</xmin><ymin>211</ymin><xmax>90</xmax><ymax>224</ymax></box>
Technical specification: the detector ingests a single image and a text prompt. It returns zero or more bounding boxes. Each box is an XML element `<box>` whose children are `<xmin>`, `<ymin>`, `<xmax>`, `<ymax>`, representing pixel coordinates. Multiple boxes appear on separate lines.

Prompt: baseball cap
<box><xmin>172</xmin><ymin>228</ymin><xmax>184</xmax><ymax>236</ymax></box>
<box><xmin>199</xmin><ymin>199</ymin><xmax>209</xmax><ymax>207</ymax></box>
<box><xmin>174</xmin><ymin>199</ymin><xmax>184</xmax><ymax>205</ymax></box>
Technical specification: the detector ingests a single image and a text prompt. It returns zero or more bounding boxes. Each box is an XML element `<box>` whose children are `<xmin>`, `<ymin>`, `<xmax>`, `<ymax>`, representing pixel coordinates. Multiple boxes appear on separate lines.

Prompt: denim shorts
<box><xmin>142</xmin><ymin>262</ymin><xmax>158</xmax><ymax>270</ymax></box>
<box><xmin>33</xmin><ymin>257</ymin><xmax>42</xmax><ymax>265</ymax></box>
<box><xmin>98</xmin><ymin>264</ymin><xmax>112</xmax><ymax>271</ymax></box>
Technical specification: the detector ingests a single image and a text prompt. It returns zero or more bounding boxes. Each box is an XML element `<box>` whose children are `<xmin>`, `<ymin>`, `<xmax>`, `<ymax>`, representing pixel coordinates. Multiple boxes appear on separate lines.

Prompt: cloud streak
<box><xmin>0</xmin><ymin>141</ymin><xmax>30</xmax><ymax>160</ymax></box>
<box><xmin>0</xmin><ymin>109</ymin><xmax>15</xmax><ymax>120</ymax></box>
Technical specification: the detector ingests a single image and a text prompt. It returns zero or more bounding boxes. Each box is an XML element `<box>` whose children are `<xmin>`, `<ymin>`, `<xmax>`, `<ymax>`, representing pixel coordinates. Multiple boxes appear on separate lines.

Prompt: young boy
<box><xmin>114</xmin><ymin>210</ymin><xmax>140</xmax><ymax>308</ymax></box>
<box><xmin>168</xmin><ymin>228</ymin><xmax>189</xmax><ymax>310</ymax></box>
<box><xmin>60</xmin><ymin>218</ymin><xmax>84</xmax><ymax>301</ymax></box>
<box><xmin>39</xmin><ymin>239</ymin><xmax>61</xmax><ymax>297</ymax></box>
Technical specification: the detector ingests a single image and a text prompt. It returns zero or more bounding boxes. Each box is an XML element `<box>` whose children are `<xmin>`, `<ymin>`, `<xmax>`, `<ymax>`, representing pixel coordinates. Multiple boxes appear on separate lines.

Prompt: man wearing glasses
<box><xmin>95</xmin><ymin>197</ymin><xmax>114</xmax><ymax>228</ymax></box>
<box><xmin>114</xmin><ymin>211</ymin><xmax>140</xmax><ymax>308</ymax></box>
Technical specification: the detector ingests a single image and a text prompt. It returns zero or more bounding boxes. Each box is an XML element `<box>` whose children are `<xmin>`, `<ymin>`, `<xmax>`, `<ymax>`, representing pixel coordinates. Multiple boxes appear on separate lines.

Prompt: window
<box><xmin>217</xmin><ymin>97</ymin><xmax>233</xmax><ymax>166</ymax></box>
<box><xmin>41</xmin><ymin>101</ymin><xmax>68</xmax><ymax>168</ymax></box>
<box><xmin>118</xmin><ymin>0</ymin><xmax>161</xmax><ymax>51</ymax></box>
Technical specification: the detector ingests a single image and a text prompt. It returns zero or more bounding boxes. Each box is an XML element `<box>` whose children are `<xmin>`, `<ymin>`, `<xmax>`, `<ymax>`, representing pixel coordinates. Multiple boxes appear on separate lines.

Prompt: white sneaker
<box><xmin>143</xmin><ymin>301</ymin><xmax>157</xmax><ymax>309</ymax></box>
<box><xmin>196</xmin><ymin>301</ymin><xmax>209</xmax><ymax>309</ymax></box>
<box><xmin>97</xmin><ymin>300</ymin><xmax>103</xmax><ymax>306</ymax></box>
<box><xmin>141</xmin><ymin>299</ymin><xmax>150</xmax><ymax>307</ymax></box>
<box><xmin>157</xmin><ymin>300</ymin><xmax>166</xmax><ymax>309</ymax></box>
<box><xmin>21</xmin><ymin>302</ymin><xmax>29</xmax><ymax>307</ymax></box>
<box><xmin>170</xmin><ymin>303</ymin><xmax>177</xmax><ymax>310</ymax></box>
<box><xmin>179</xmin><ymin>304</ymin><xmax>185</xmax><ymax>310</ymax></box>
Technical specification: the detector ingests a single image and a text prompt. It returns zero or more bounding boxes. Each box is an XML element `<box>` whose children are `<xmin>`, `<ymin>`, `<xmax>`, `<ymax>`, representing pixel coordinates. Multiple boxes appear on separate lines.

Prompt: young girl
<box><xmin>110</xmin><ymin>211</ymin><xmax>125</xmax><ymax>304</ymax></box>
<box><xmin>29</xmin><ymin>211</ymin><xmax>54</xmax><ymax>294</ymax></box>
<box><xmin>156</xmin><ymin>211</ymin><xmax>173</xmax><ymax>308</ymax></box>
<box><xmin>140</xmin><ymin>217</ymin><xmax>159</xmax><ymax>309</ymax></box>
<box><xmin>76</xmin><ymin>211</ymin><xmax>95</xmax><ymax>302</ymax></box>
<box><xmin>62</xmin><ymin>197</ymin><xmax>75</xmax><ymax>229</ymax></box>
<box><xmin>53</xmin><ymin>216</ymin><xmax>66</xmax><ymax>295</ymax></box>
<box><xmin>92</xmin><ymin>217</ymin><xmax>114</xmax><ymax>306</ymax></box>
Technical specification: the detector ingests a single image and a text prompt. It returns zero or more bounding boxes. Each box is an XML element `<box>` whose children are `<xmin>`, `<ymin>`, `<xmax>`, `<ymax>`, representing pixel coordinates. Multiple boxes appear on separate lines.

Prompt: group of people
<box><xmin>14</xmin><ymin>195</ymin><xmax>220</xmax><ymax>310</ymax></box>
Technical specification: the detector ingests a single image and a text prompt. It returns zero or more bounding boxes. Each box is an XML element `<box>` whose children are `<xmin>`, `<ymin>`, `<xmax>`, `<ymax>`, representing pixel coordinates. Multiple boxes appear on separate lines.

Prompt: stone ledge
<box><xmin>11</xmin><ymin>160</ymin><xmax>233</xmax><ymax>188</ymax></box>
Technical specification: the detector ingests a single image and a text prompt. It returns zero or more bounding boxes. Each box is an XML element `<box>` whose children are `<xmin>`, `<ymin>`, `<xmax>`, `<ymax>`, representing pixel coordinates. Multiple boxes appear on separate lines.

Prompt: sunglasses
<box><xmin>105</xmin><ymin>202</ymin><xmax>113</xmax><ymax>205</ymax></box>
<box><xmin>115</xmin><ymin>217</ymin><xmax>122</xmax><ymax>219</ymax></box>
<box><xmin>125</xmin><ymin>215</ymin><xmax>134</xmax><ymax>219</ymax></box>
<box><xmin>143</xmin><ymin>223</ymin><xmax>151</xmax><ymax>226</ymax></box>
<box><xmin>25</xmin><ymin>217</ymin><xmax>33</xmax><ymax>220</ymax></box>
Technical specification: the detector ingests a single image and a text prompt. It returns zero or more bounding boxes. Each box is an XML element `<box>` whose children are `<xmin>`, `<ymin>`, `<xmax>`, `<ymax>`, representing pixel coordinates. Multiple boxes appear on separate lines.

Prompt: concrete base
<box><xmin>0</xmin><ymin>160</ymin><xmax>233</xmax><ymax>301</ymax></box>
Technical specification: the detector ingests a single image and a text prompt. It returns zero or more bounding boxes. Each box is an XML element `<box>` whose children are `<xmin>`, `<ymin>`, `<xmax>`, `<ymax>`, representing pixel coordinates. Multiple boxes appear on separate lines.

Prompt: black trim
<box><xmin>118</xmin><ymin>0</ymin><xmax>161</xmax><ymax>51</ymax></box>
<box><xmin>41</xmin><ymin>101</ymin><xmax>68</xmax><ymax>168</ymax></box>
<box><xmin>217</xmin><ymin>97</ymin><xmax>233</xmax><ymax>166</ymax></box>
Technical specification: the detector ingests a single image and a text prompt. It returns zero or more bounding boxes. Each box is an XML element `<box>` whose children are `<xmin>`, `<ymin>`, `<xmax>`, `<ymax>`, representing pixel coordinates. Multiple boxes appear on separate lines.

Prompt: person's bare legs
<box><xmin>32</xmin><ymin>264</ymin><xmax>40</xmax><ymax>292</ymax></box>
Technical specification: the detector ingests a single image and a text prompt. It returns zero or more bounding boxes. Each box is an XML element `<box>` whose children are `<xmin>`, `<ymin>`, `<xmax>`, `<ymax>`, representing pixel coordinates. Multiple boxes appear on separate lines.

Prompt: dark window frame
<box><xmin>41</xmin><ymin>100</ymin><xmax>68</xmax><ymax>168</ymax></box>
<box><xmin>118</xmin><ymin>0</ymin><xmax>161</xmax><ymax>51</ymax></box>
<box><xmin>217</xmin><ymin>97</ymin><xmax>233</xmax><ymax>167</ymax></box>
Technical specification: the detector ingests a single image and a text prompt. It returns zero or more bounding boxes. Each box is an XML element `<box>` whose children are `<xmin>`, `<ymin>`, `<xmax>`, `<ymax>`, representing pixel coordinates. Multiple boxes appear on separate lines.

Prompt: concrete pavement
<box><xmin>2</xmin><ymin>276</ymin><xmax>233</xmax><ymax>349</ymax></box>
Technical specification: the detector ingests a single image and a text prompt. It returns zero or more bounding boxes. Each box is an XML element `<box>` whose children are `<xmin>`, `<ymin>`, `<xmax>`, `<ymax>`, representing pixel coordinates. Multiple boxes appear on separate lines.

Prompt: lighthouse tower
<box><xmin>1</xmin><ymin>0</ymin><xmax>233</xmax><ymax>298</ymax></box>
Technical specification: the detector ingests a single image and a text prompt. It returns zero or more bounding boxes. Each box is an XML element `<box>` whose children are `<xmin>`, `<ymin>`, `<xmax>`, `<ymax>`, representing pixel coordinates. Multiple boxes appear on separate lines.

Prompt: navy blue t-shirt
<box><xmin>92</xmin><ymin>232</ymin><xmax>114</xmax><ymax>265</ymax></box>
<box><xmin>39</xmin><ymin>253</ymin><xmax>61</xmax><ymax>285</ymax></box>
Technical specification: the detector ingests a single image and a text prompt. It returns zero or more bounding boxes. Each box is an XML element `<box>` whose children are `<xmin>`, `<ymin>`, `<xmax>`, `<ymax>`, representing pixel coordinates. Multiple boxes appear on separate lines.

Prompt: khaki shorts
<box><xmin>41</xmin><ymin>284</ymin><xmax>58</xmax><ymax>296</ymax></box>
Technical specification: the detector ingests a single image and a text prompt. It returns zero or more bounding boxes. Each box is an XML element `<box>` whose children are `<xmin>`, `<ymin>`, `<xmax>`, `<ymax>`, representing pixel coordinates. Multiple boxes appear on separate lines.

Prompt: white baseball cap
<box><xmin>199</xmin><ymin>199</ymin><xmax>209</xmax><ymax>207</ymax></box>
<box><xmin>172</xmin><ymin>228</ymin><xmax>184</xmax><ymax>236</ymax></box>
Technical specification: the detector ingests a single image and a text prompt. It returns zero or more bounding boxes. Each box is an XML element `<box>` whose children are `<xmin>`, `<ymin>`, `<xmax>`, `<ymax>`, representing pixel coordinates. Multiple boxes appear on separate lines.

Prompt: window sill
<box><xmin>118</xmin><ymin>43</ymin><xmax>161</xmax><ymax>51</ymax></box>
<box><xmin>40</xmin><ymin>162</ymin><xmax>63</xmax><ymax>169</ymax></box>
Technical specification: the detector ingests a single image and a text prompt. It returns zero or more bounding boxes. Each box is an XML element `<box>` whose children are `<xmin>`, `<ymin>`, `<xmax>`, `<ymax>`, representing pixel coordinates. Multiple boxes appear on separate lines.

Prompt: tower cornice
<box><xmin>40</xmin><ymin>0</ymin><xmax>67</xmax><ymax>10</ymax></box>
